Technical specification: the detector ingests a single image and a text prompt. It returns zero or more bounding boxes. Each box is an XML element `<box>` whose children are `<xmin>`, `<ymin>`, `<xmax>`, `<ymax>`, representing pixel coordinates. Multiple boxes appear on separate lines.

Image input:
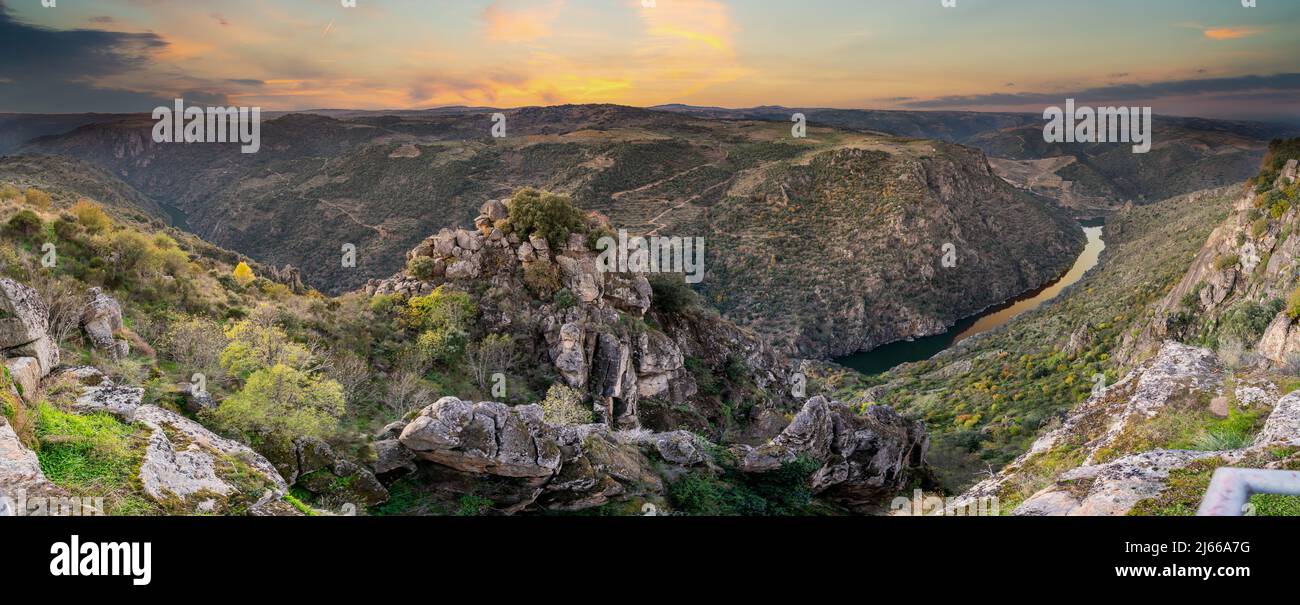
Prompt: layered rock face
<box><xmin>954</xmin><ymin>341</ymin><xmax>1300</xmax><ymax>516</ymax></box>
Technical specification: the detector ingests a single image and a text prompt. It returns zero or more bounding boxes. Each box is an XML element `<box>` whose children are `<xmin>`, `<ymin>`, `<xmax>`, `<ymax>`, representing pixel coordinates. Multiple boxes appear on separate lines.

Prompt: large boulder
<box><xmin>80</xmin><ymin>288</ymin><xmax>127</xmax><ymax>359</ymax></box>
<box><xmin>1012</xmin><ymin>450</ymin><xmax>1219</xmax><ymax>516</ymax></box>
<box><xmin>399</xmin><ymin>396</ymin><xmax>563</xmax><ymax>478</ymax></box>
<box><xmin>133</xmin><ymin>405</ymin><xmax>288</xmax><ymax>514</ymax></box>
<box><xmin>739</xmin><ymin>396</ymin><xmax>929</xmax><ymax>512</ymax></box>
<box><xmin>72</xmin><ymin>383</ymin><xmax>144</xmax><ymax>420</ymax></box>
<box><xmin>0</xmin><ymin>278</ymin><xmax>48</xmax><ymax>350</ymax></box>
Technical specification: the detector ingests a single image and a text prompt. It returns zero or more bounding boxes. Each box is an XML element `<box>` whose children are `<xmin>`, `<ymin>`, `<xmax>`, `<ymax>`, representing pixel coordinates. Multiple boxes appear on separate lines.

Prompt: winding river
<box><xmin>835</xmin><ymin>221</ymin><xmax>1105</xmax><ymax>375</ymax></box>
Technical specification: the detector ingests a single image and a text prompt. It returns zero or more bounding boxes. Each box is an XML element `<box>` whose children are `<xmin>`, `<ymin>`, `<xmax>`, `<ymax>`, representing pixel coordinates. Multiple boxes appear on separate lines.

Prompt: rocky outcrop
<box><xmin>285</xmin><ymin>437</ymin><xmax>389</xmax><ymax>508</ymax></box>
<box><xmin>1013</xmin><ymin>450</ymin><xmax>1220</xmax><ymax>516</ymax></box>
<box><xmin>388</xmin><ymin>392</ymin><xmax>928</xmax><ymax>514</ymax></box>
<box><xmin>80</xmin><ymin>287</ymin><xmax>128</xmax><ymax>360</ymax></box>
<box><xmin>399</xmin><ymin>397</ymin><xmax>562</xmax><ymax>478</ymax></box>
<box><xmin>371</xmin><ymin>211</ymin><xmax>801</xmax><ymax>437</ymax></box>
<box><xmin>737</xmin><ymin>396</ymin><xmax>929</xmax><ymax>512</ymax></box>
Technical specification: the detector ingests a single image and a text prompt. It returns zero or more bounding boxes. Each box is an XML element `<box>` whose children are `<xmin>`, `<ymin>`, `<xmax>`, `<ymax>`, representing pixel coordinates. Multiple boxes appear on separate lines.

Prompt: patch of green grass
<box><xmin>455</xmin><ymin>493</ymin><xmax>493</xmax><ymax>516</ymax></box>
<box><xmin>1250</xmin><ymin>494</ymin><xmax>1300</xmax><ymax>516</ymax></box>
<box><xmin>284</xmin><ymin>491</ymin><xmax>318</xmax><ymax>516</ymax></box>
<box><xmin>34</xmin><ymin>402</ymin><xmax>158</xmax><ymax>515</ymax></box>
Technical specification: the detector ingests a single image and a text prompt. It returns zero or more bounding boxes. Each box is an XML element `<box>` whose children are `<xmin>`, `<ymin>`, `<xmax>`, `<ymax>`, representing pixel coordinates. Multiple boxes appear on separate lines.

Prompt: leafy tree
<box><xmin>506</xmin><ymin>188</ymin><xmax>586</xmax><ymax>249</ymax></box>
<box><xmin>212</xmin><ymin>364</ymin><xmax>345</xmax><ymax>448</ymax></box>
<box><xmin>233</xmin><ymin>261</ymin><xmax>256</xmax><ymax>287</ymax></box>
<box><xmin>220</xmin><ymin>319</ymin><xmax>315</xmax><ymax>377</ymax></box>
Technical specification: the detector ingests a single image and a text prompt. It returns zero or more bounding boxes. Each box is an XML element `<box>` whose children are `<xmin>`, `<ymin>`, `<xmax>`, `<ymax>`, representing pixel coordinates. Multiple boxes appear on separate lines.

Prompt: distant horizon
<box><xmin>5</xmin><ymin>101</ymin><xmax>1300</xmax><ymax>129</ymax></box>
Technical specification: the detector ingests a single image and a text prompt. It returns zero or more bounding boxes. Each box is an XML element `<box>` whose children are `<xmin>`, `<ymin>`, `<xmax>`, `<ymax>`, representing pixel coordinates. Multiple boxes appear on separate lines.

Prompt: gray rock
<box><xmin>80</xmin><ymin>288</ymin><xmax>125</xmax><ymax>359</ymax></box>
<box><xmin>481</xmin><ymin>199</ymin><xmax>509</xmax><ymax>221</ymax></box>
<box><xmin>7</xmin><ymin>335</ymin><xmax>59</xmax><ymax>376</ymax></box>
<box><xmin>3</xmin><ymin>357</ymin><xmax>40</xmax><ymax>402</ymax></box>
<box><xmin>373</xmin><ymin>438</ymin><xmax>417</xmax><ymax>474</ymax></box>
<box><xmin>0</xmin><ymin>278</ymin><xmax>48</xmax><ymax>350</ymax></box>
<box><xmin>183</xmin><ymin>383</ymin><xmax>216</xmax><ymax>414</ymax></box>
<box><xmin>1013</xmin><ymin>450</ymin><xmax>1218</xmax><ymax>516</ymax></box>
<box><xmin>740</xmin><ymin>396</ymin><xmax>929</xmax><ymax>512</ymax></box>
<box><xmin>652</xmin><ymin>430</ymin><xmax>708</xmax><ymax>466</ymax></box>
<box><xmin>134</xmin><ymin>405</ymin><xmax>288</xmax><ymax>513</ymax></box>
<box><xmin>0</xmin><ymin>417</ymin><xmax>66</xmax><ymax>516</ymax></box>
<box><xmin>1255</xmin><ymin>391</ymin><xmax>1300</xmax><ymax>447</ymax></box>
<box><xmin>72</xmin><ymin>384</ymin><xmax>144</xmax><ymax>420</ymax></box>
<box><xmin>398</xmin><ymin>396</ymin><xmax>562</xmax><ymax>478</ymax></box>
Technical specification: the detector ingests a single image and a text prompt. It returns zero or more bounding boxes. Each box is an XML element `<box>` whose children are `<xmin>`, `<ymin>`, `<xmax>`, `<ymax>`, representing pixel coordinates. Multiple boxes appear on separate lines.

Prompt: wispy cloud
<box><xmin>1204</xmin><ymin>26</ymin><xmax>1262</xmax><ymax>40</ymax></box>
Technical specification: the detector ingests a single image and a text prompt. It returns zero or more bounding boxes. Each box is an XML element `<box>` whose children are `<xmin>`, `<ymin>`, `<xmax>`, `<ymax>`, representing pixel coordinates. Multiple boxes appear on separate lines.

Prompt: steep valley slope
<box><xmin>14</xmin><ymin>104</ymin><xmax>1084</xmax><ymax>359</ymax></box>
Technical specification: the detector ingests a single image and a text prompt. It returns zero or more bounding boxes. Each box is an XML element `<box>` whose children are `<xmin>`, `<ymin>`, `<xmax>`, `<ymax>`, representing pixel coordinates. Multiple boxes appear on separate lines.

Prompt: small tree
<box><xmin>465</xmin><ymin>334</ymin><xmax>520</xmax><ymax>391</ymax></box>
<box><xmin>233</xmin><ymin>261</ymin><xmax>256</xmax><ymax>287</ymax></box>
<box><xmin>406</xmin><ymin>256</ymin><xmax>438</xmax><ymax>280</ymax></box>
<box><xmin>212</xmin><ymin>364</ymin><xmax>345</xmax><ymax>448</ymax></box>
<box><xmin>540</xmin><ymin>383</ymin><xmax>592</xmax><ymax>426</ymax></box>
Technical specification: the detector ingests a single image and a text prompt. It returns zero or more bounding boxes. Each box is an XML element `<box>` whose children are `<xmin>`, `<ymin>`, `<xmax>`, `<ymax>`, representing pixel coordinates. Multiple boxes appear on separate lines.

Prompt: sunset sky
<box><xmin>2</xmin><ymin>0</ymin><xmax>1298</xmax><ymax>122</ymax></box>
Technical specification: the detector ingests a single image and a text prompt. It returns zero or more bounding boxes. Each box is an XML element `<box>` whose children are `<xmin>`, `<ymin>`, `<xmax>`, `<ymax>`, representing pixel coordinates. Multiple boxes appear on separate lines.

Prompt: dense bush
<box><xmin>212</xmin><ymin>364</ymin><xmax>346</xmax><ymax>449</ymax></box>
<box><xmin>648</xmin><ymin>273</ymin><xmax>694</xmax><ymax>314</ymax></box>
<box><xmin>406</xmin><ymin>256</ymin><xmax>438</xmax><ymax>280</ymax></box>
<box><xmin>5</xmin><ymin>209</ymin><xmax>42</xmax><ymax>237</ymax></box>
<box><xmin>506</xmin><ymin>188</ymin><xmax>586</xmax><ymax>249</ymax></box>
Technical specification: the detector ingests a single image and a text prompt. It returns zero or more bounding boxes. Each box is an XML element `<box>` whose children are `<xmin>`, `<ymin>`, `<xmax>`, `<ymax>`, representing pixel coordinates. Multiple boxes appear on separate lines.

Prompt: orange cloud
<box><xmin>482</xmin><ymin>1</ymin><xmax>564</xmax><ymax>42</ymax></box>
<box><xmin>1203</xmin><ymin>27</ymin><xmax>1262</xmax><ymax>40</ymax></box>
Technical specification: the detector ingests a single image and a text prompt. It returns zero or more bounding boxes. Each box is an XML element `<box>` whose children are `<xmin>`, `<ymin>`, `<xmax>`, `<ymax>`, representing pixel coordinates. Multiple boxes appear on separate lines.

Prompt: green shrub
<box><xmin>402</xmin><ymin>286</ymin><xmax>476</xmax><ymax>333</ymax></box>
<box><xmin>553</xmin><ymin>288</ymin><xmax>577</xmax><ymax>309</ymax></box>
<box><xmin>406</xmin><ymin>256</ymin><xmax>438</xmax><ymax>281</ymax></box>
<box><xmin>1213</xmin><ymin>253</ymin><xmax>1240</xmax><ymax>271</ymax></box>
<box><xmin>5</xmin><ymin>209</ymin><xmax>42</xmax><ymax>237</ymax></box>
<box><xmin>212</xmin><ymin>364</ymin><xmax>346</xmax><ymax>449</ymax></box>
<box><xmin>1252</xmin><ymin>217</ymin><xmax>1270</xmax><ymax>238</ymax></box>
<box><xmin>1287</xmin><ymin>286</ymin><xmax>1300</xmax><ymax>321</ymax></box>
<box><xmin>416</xmin><ymin>327</ymin><xmax>467</xmax><ymax>366</ymax></box>
<box><xmin>649</xmin><ymin>273</ymin><xmax>694</xmax><ymax>314</ymax></box>
<box><xmin>540</xmin><ymin>383</ymin><xmax>591</xmax><ymax>425</ymax></box>
<box><xmin>505</xmin><ymin>188</ymin><xmax>586</xmax><ymax>249</ymax></box>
